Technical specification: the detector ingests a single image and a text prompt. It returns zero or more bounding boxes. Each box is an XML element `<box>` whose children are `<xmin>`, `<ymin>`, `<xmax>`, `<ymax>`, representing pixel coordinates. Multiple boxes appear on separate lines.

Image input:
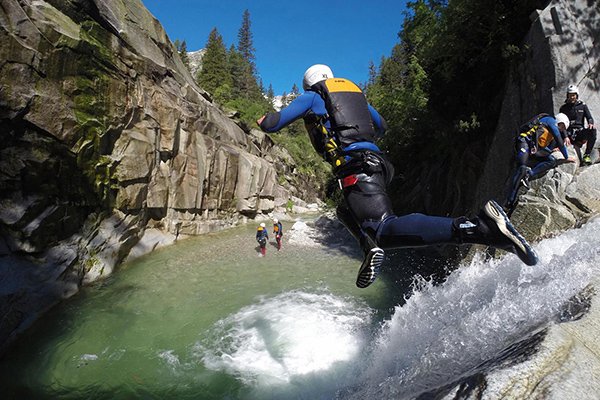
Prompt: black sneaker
<box><xmin>519</xmin><ymin>166</ymin><xmax>532</xmax><ymax>189</ymax></box>
<box><xmin>356</xmin><ymin>247</ymin><xmax>385</xmax><ymax>288</ymax></box>
<box><xmin>481</xmin><ymin>200</ymin><xmax>538</xmax><ymax>266</ymax></box>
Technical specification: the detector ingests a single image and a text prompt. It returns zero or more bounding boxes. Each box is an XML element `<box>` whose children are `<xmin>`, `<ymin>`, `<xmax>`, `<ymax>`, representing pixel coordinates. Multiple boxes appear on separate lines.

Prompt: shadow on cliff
<box><xmin>552</xmin><ymin>1</ymin><xmax>599</xmax><ymax>87</ymax></box>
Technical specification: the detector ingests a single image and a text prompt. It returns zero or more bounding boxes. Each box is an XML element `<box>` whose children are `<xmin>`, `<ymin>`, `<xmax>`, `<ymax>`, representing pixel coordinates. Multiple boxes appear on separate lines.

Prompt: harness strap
<box><xmin>520</xmin><ymin>126</ymin><xmax>537</xmax><ymax>138</ymax></box>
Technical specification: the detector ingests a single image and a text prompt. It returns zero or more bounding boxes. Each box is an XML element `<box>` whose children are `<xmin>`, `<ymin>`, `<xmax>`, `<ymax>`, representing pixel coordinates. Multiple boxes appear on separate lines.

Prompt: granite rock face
<box><xmin>0</xmin><ymin>0</ymin><xmax>301</xmax><ymax>352</ymax></box>
<box><xmin>478</xmin><ymin>0</ymin><xmax>600</xmax><ymax>237</ymax></box>
<box><xmin>467</xmin><ymin>1</ymin><xmax>600</xmax><ymax>397</ymax></box>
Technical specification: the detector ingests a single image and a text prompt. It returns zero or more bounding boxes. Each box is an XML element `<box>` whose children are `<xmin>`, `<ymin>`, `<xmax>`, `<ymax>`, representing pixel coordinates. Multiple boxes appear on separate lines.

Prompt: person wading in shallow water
<box><xmin>273</xmin><ymin>218</ymin><xmax>283</xmax><ymax>250</ymax></box>
<box><xmin>256</xmin><ymin>222</ymin><xmax>268</xmax><ymax>257</ymax></box>
<box><xmin>257</xmin><ymin>64</ymin><xmax>538</xmax><ymax>288</ymax></box>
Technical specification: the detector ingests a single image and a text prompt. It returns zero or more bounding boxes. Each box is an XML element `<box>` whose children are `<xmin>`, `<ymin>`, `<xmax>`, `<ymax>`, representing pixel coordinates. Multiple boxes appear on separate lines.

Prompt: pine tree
<box><xmin>227</xmin><ymin>44</ymin><xmax>245</xmax><ymax>100</ymax></box>
<box><xmin>174</xmin><ymin>39</ymin><xmax>187</xmax><ymax>70</ymax></box>
<box><xmin>266</xmin><ymin>84</ymin><xmax>275</xmax><ymax>105</ymax></box>
<box><xmin>178</xmin><ymin>40</ymin><xmax>190</xmax><ymax>70</ymax></box>
<box><xmin>367</xmin><ymin>60</ymin><xmax>377</xmax><ymax>87</ymax></box>
<box><xmin>290</xmin><ymin>83</ymin><xmax>299</xmax><ymax>98</ymax></box>
<box><xmin>197</xmin><ymin>28</ymin><xmax>231</xmax><ymax>100</ymax></box>
<box><xmin>237</xmin><ymin>9</ymin><xmax>256</xmax><ymax>72</ymax></box>
<box><xmin>235</xmin><ymin>9</ymin><xmax>262</xmax><ymax>100</ymax></box>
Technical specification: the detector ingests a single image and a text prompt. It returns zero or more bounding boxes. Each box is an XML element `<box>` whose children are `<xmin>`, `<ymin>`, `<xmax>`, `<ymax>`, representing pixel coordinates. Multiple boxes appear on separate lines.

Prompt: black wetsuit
<box><xmin>559</xmin><ymin>99</ymin><xmax>596</xmax><ymax>156</ymax></box>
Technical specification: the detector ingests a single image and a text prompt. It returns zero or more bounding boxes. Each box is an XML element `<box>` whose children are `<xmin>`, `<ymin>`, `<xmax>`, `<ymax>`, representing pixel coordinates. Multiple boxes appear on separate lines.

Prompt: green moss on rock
<box><xmin>69</xmin><ymin>19</ymin><xmax>121</xmax><ymax>209</ymax></box>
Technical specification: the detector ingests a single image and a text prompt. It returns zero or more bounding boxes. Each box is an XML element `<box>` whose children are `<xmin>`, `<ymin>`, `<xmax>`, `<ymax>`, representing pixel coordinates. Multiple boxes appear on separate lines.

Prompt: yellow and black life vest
<box><xmin>303</xmin><ymin>113</ymin><xmax>346</xmax><ymax>167</ymax></box>
<box><xmin>311</xmin><ymin>78</ymin><xmax>376</xmax><ymax>147</ymax></box>
<box><xmin>519</xmin><ymin>113</ymin><xmax>553</xmax><ymax>148</ymax></box>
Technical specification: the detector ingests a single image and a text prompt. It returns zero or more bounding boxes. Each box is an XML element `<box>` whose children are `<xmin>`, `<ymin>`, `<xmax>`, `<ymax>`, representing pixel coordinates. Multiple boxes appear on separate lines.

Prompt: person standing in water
<box><xmin>273</xmin><ymin>218</ymin><xmax>283</xmax><ymax>250</ymax></box>
<box><xmin>256</xmin><ymin>222</ymin><xmax>269</xmax><ymax>256</ymax></box>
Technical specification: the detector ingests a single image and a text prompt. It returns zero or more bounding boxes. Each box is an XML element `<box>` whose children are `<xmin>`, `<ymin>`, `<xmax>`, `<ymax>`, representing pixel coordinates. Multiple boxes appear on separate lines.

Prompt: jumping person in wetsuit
<box><xmin>505</xmin><ymin>113</ymin><xmax>575</xmax><ymax>212</ymax></box>
<box><xmin>273</xmin><ymin>218</ymin><xmax>283</xmax><ymax>250</ymax></box>
<box><xmin>257</xmin><ymin>64</ymin><xmax>538</xmax><ymax>288</ymax></box>
<box><xmin>256</xmin><ymin>222</ymin><xmax>269</xmax><ymax>256</ymax></box>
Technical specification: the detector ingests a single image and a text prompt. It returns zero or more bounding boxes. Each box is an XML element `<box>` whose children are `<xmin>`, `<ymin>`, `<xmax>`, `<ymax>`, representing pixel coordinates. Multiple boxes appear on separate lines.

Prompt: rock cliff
<box><xmin>478</xmin><ymin>0</ymin><xmax>600</xmax><ymax>237</ymax></box>
<box><xmin>467</xmin><ymin>0</ymin><xmax>600</xmax><ymax>397</ymax></box>
<box><xmin>0</xmin><ymin>0</ymin><xmax>305</xmax><ymax>353</ymax></box>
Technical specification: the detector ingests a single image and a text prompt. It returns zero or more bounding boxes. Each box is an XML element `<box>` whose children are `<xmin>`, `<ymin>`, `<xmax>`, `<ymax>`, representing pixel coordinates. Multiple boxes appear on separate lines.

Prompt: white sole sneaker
<box><xmin>484</xmin><ymin>200</ymin><xmax>538</xmax><ymax>266</ymax></box>
<box><xmin>356</xmin><ymin>247</ymin><xmax>385</xmax><ymax>288</ymax></box>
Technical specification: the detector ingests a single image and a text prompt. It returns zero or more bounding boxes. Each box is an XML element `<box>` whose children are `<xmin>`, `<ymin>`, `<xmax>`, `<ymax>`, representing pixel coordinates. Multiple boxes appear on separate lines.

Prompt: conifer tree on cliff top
<box><xmin>235</xmin><ymin>9</ymin><xmax>262</xmax><ymax>101</ymax></box>
<box><xmin>197</xmin><ymin>27</ymin><xmax>231</xmax><ymax>101</ymax></box>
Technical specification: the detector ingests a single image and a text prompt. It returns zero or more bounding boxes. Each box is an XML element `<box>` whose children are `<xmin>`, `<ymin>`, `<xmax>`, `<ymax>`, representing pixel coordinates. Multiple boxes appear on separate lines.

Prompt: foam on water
<box><xmin>196</xmin><ymin>290</ymin><xmax>372</xmax><ymax>388</ymax></box>
<box><xmin>158</xmin><ymin>350</ymin><xmax>181</xmax><ymax>371</ymax></box>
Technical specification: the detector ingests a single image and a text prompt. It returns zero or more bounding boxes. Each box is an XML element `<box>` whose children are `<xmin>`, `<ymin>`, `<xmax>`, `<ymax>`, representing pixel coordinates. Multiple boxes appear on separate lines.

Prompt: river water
<box><xmin>1</xmin><ymin>216</ymin><xmax>600</xmax><ymax>399</ymax></box>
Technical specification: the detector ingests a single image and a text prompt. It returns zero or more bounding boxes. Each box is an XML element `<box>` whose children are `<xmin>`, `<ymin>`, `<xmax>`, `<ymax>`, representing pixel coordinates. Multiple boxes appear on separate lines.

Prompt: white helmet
<box><xmin>303</xmin><ymin>64</ymin><xmax>334</xmax><ymax>90</ymax></box>
<box><xmin>555</xmin><ymin>113</ymin><xmax>570</xmax><ymax>130</ymax></box>
<box><xmin>259</xmin><ymin>222</ymin><xmax>266</xmax><ymax>228</ymax></box>
<box><xmin>273</xmin><ymin>218</ymin><xmax>278</xmax><ymax>223</ymax></box>
<box><xmin>566</xmin><ymin>84</ymin><xmax>579</xmax><ymax>96</ymax></box>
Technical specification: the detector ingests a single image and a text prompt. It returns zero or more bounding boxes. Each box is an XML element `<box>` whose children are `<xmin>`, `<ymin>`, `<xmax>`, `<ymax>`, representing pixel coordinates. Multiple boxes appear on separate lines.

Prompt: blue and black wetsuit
<box><xmin>259</xmin><ymin>78</ymin><xmax>465</xmax><ymax>253</ymax></box>
<box><xmin>256</xmin><ymin>227</ymin><xmax>268</xmax><ymax>245</ymax></box>
<box><xmin>506</xmin><ymin>115</ymin><xmax>570</xmax><ymax>209</ymax></box>
<box><xmin>515</xmin><ymin>115</ymin><xmax>569</xmax><ymax>177</ymax></box>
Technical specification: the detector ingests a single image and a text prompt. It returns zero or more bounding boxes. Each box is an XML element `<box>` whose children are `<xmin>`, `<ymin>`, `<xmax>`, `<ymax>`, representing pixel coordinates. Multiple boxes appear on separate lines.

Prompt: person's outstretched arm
<box><xmin>257</xmin><ymin>92</ymin><xmax>316</xmax><ymax>132</ymax></box>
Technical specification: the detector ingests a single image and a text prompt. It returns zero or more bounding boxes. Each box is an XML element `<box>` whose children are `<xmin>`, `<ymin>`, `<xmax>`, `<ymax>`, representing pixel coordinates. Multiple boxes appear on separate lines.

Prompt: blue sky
<box><xmin>141</xmin><ymin>0</ymin><xmax>408</xmax><ymax>95</ymax></box>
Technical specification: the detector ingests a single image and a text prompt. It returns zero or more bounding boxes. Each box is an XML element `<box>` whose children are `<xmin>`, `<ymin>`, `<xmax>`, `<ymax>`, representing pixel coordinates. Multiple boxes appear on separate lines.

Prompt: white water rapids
<box><xmin>195</xmin><ymin>218</ymin><xmax>600</xmax><ymax>399</ymax></box>
<box><xmin>2</xmin><ymin>218</ymin><xmax>599</xmax><ymax>399</ymax></box>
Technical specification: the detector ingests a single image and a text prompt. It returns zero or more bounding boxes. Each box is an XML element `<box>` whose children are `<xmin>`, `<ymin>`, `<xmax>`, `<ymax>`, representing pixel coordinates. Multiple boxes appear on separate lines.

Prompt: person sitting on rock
<box><xmin>257</xmin><ymin>64</ymin><xmax>538</xmax><ymax>288</ymax></box>
<box><xmin>559</xmin><ymin>84</ymin><xmax>596</xmax><ymax>166</ymax></box>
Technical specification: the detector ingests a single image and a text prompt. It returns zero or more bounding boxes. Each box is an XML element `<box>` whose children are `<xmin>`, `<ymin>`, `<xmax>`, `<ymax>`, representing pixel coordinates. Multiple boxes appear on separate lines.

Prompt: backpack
<box><xmin>518</xmin><ymin>113</ymin><xmax>553</xmax><ymax>148</ymax></box>
<box><xmin>519</xmin><ymin>113</ymin><xmax>550</xmax><ymax>136</ymax></box>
